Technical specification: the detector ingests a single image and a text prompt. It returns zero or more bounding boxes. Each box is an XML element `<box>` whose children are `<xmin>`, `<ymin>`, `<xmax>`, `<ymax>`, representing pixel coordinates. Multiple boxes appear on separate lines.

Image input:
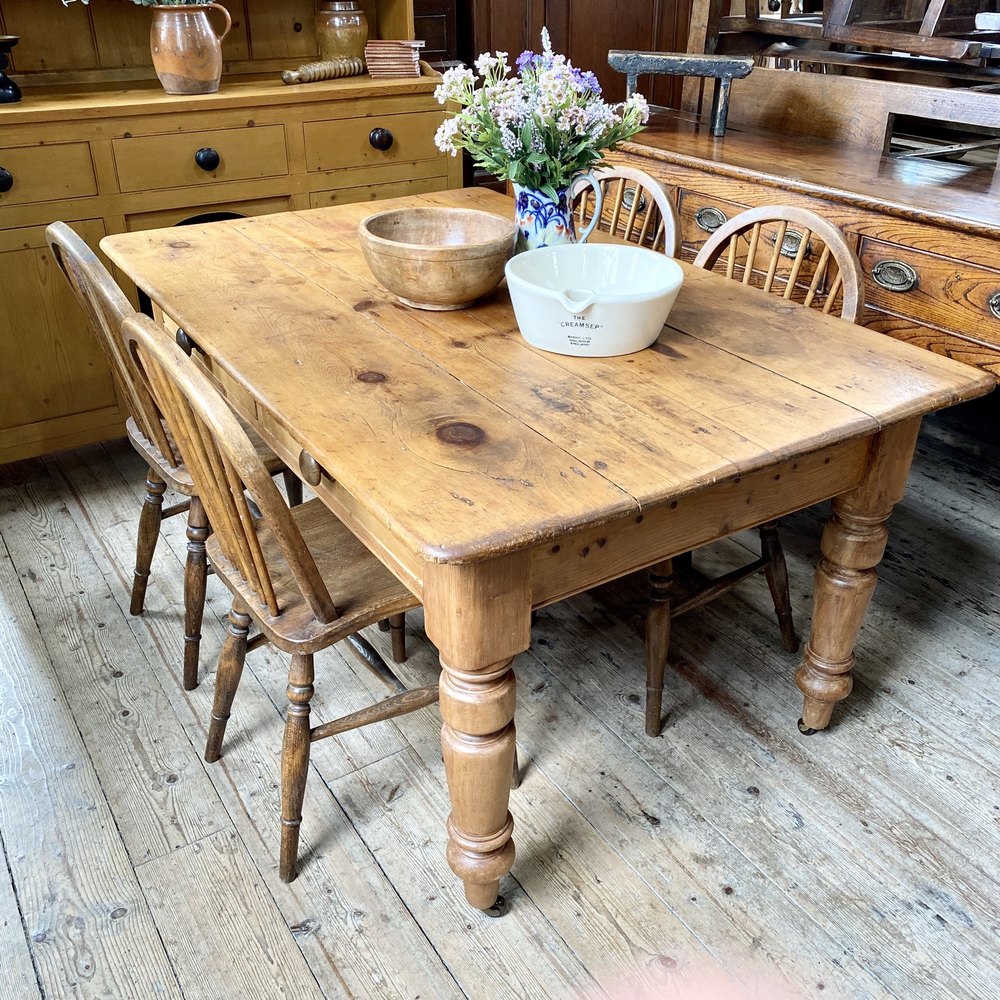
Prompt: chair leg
<box><xmin>388</xmin><ymin>613</ymin><xmax>407</xmax><ymax>663</ymax></box>
<box><xmin>282</xmin><ymin>470</ymin><xmax>303</xmax><ymax>508</ymax></box>
<box><xmin>759</xmin><ymin>521</ymin><xmax>799</xmax><ymax>653</ymax></box>
<box><xmin>511</xmin><ymin>744</ymin><xmax>522</xmax><ymax>790</ymax></box>
<box><xmin>645</xmin><ymin>559</ymin><xmax>673</xmax><ymax>738</ymax></box>
<box><xmin>280</xmin><ymin>652</ymin><xmax>314</xmax><ymax>883</ymax></box>
<box><xmin>183</xmin><ymin>496</ymin><xmax>210</xmax><ymax>691</ymax></box>
<box><xmin>204</xmin><ymin>601</ymin><xmax>251</xmax><ymax>763</ymax></box>
<box><xmin>130</xmin><ymin>470</ymin><xmax>166</xmax><ymax>616</ymax></box>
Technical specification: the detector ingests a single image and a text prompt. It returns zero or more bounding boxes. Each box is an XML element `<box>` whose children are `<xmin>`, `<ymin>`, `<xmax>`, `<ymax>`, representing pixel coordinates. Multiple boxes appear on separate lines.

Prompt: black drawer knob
<box><xmin>195</xmin><ymin>147</ymin><xmax>221</xmax><ymax>172</ymax></box>
<box><xmin>0</xmin><ymin>167</ymin><xmax>12</xmax><ymax>193</ymax></box>
<box><xmin>369</xmin><ymin>127</ymin><xmax>394</xmax><ymax>151</ymax></box>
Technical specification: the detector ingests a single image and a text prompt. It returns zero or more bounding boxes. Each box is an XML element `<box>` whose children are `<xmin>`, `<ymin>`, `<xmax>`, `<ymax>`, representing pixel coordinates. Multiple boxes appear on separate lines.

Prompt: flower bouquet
<box><xmin>434</xmin><ymin>29</ymin><xmax>650</xmax><ymax>250</ymax></box>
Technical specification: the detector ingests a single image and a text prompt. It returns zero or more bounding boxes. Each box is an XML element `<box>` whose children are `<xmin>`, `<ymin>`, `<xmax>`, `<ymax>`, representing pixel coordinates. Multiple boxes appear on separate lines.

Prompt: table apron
<box><xmin>529</xmin><ymin>436</ymin><xmax>870</xmax><ymax>609</ymax></box>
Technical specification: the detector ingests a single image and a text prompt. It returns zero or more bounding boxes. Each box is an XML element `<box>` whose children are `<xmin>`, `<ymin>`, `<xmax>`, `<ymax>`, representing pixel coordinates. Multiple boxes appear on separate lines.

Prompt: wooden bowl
<box><xmin>358</xmin><ymin>207</ymin><xmax>517</xmax><ymax>310</ymax></box>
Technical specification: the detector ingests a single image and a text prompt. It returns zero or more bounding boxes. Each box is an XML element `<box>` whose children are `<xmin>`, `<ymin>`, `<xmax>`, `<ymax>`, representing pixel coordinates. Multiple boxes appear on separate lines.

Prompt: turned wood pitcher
<box><xmin>150</xmin><ymin>4</ymin><xmax>232</xmax><ymax>96</ymax></box>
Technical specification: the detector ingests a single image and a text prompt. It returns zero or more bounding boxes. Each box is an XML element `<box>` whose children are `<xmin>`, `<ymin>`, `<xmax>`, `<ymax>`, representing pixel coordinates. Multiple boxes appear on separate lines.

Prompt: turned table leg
<box><xmin>797</xmin><ymin>419</ymin><xmax>922</xmax><ymax>731</ymax></box>
<box><xmin>425</xmin><ymin>555</ymin><xmax>531</xmax><ymax>912</ymax></box>
<box><xmin>440</xmin><ymin>655</ymin><xmax>517</xmax><ymax>909</ymax></box>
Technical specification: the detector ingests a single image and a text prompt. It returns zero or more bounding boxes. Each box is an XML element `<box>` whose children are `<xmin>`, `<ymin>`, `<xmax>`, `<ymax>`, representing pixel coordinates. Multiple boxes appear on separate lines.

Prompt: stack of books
<box><xmin>365</xmin><ymin>40</ymin><xmax>425</xmax><ymax>79</ymax></box>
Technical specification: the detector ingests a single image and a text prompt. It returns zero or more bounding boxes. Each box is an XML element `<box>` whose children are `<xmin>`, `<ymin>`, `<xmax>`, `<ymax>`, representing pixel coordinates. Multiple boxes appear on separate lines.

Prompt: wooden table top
<box><xmin>101</xmin><ymin>187</ymin><xmax>993</xmax><ymax>564</ymax></box>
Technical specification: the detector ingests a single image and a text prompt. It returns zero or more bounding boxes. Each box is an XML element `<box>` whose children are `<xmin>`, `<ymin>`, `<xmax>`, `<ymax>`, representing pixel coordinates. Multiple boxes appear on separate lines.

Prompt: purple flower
<box><xmin>571</xmin><ymin>68</ymin><xmax>602</xmax><ymax>94</ymax></box>
<box><xmin>516</xmin><ymin>50</ymin><xmax>538</xmax><ymax>73</ymax></box>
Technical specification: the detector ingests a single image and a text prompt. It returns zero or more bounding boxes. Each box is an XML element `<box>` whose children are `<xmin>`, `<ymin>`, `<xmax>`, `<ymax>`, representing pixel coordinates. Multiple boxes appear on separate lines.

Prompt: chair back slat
<box><xmin>783</xmin><ymin>226</ymin><xmax>812</xmax><ymax>298</ymax></box>
<box><xmin>124</xmin><ymin>313</ymin><xmax>338</xmax><ymax>624</ymax></box>
<box><xmin>743</xmin><ymin>223</ymin><xmax>762</xmax><ymax>285</ymax></box>
<box><xmin>692</xmin><ymin>204</ymin><xmax>864</xmax><ymax>323</ymax></box>
<box><xmin>763</xmin><ymin>221</ymin><xmax>787</xmax><ymax>294</ymax></box>
<box><xmin>803</xmin><ymin>245</ymin><xmax>832</xmax><ymax>309</ymax></box>
<box><xmin>45</xmin><ymin>222</ymin><xmax>180</xmax><ymax>466</ymax></box>
<box><xmin>570</xmin><ymin>166</ymin><xmax>680</xmax><ymax>256</ymax></box>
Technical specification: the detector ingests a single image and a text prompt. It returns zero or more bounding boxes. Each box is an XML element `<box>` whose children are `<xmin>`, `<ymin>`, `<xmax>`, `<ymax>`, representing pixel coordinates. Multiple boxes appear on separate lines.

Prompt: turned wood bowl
<box><xmin>358</xmin><ymin>207</ymin><xmax>518</xmax><ymax>310</ymax></box>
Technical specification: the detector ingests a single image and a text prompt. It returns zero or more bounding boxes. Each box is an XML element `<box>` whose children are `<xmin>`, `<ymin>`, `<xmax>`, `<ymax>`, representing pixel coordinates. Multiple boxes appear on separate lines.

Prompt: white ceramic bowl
<box><xmin>505</xmin><ymin>243</ymin><xmax>684</xmax><ymax>357</ymax></box>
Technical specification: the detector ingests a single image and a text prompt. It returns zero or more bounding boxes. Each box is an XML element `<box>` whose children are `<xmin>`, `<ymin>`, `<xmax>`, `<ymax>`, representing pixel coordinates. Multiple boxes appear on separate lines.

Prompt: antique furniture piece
<box><xmin>123</xmin><ymin>312</ymin><xmax>430</xmax><ymax>883</ymax></box>
<box><xmin>0</xmin><ymin>0</ymin><xmax>460</xmax><ymax>466</ymax></box>
<box><xmin>643</xmin><ymin>203</ymin><xmax>865</xmax><ymax>738</ymax></box>
<box><xmin>102</xmin><ymin>187</ymin><xmax>992</xmax><ymax>912</ymax></box>
<box><xmin>610</xmin><ymin>64</ymin><xmax>1000</xmax><ymax>378</ymax></box>
<box><xmin>570</xmin><ymin>166</ymin><xmax>680</xmax><ymax>255</ymax></box>
<box><xmin>45</xmin><ymin>221</ymin><xmax>300</xmax><ymax>691</ymax></box>
<box><xmin>607</xmin><ymin>50</ymin><xmax>753</xmax><ymax>135</ymax></box>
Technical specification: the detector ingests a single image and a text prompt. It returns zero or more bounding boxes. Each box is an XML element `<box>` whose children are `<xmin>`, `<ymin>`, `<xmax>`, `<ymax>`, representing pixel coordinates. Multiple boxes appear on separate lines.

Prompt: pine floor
<box><xmin>1</xmin><ymin>396</ymin><xmax>998</xmax><ymax>1000</ymax></box>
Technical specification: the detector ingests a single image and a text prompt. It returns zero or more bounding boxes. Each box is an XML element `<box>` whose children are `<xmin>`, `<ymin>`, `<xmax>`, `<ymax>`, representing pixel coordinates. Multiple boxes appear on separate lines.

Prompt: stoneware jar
<box><xmin>316</xmin><ymin>1</ymin><xmax>369</xmax><ymax>63</ymax></box>
<box><xmin>149</xmin><ymin>3</ymin><xmax>232</xmax><ymax>96</ymax></box>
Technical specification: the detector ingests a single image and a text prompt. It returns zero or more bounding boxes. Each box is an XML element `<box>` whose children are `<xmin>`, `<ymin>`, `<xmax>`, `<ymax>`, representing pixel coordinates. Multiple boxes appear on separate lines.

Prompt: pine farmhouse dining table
<box><xmin>102</xmin><ymin>187</ymin><xmax>993</xmax><ymax>912</ymax></box>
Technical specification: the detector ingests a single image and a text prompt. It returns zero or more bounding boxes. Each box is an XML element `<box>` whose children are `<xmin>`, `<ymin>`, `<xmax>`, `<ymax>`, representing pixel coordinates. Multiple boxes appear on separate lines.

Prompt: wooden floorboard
<box><xmin>0</xmin><ymin>398</ymin><xmax>997</xmax><ymax>999</ymax></box>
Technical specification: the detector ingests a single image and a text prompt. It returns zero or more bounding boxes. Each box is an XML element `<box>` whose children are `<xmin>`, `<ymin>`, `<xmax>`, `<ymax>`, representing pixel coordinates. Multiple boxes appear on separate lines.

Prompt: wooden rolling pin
<box><xmin>282</xmin><ymin>57</ymin><xmax>365</xmax><ymax>84</ymax></box>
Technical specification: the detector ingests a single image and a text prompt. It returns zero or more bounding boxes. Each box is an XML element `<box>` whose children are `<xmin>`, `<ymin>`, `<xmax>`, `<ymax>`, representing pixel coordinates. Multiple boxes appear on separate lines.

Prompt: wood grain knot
<box><xmin>436</xmin><ymin>422</ymin><xmax>485</xmax><ymax>447</ymax></box>
<box><xmin>353</xmin><ymin>299</ymin><xmax>374</xmax><ymax>312</ymax></box>
<box><xmin>356</xmin><ymin>370</ymin><xmax>387</xmax><ymax>383</ymax></box>
<box><xmin>168</xmin><ymin>240</ymin><xmax>191</xmax><ymax>250</ymax></box>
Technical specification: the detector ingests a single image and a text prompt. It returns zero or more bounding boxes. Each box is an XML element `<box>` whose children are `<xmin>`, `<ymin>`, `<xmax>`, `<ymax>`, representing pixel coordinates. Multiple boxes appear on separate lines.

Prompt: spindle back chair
<box><xmin>571</xmin><ymin>166</ymin><xmax>680</xmax><ymax>254</ymax></box>
<box><xmin>642</xmin><ymin>206</ymin><xmax>864</xmax><ymax>738</ymax></box>
<box><xmin>48</xmin><ymin>221</ymin><xmax>271</xmax><ymax>690</ymax></box>
<box><xmin>123</xmin><ymin>312</ymin><xmax>431</xmax><ymax>882</ymax></box>
<box><xmin>693</xmin><ymin>203</ymin><xmax>865</xmax><ymax>322</ymax></box>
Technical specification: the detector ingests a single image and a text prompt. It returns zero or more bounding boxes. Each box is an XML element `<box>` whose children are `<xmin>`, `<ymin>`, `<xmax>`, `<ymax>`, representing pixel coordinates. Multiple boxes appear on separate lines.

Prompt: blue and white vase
<box><xmin>512</xmin><ymin>174</ymin><xmax>603</xmax><ymax>252</ymax></box>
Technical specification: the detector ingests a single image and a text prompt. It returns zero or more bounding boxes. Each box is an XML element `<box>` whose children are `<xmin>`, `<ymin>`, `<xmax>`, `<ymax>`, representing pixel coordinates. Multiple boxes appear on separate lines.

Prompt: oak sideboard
<box><xmin>617</xmin><ymin>67</ymin><xmax>1000</xmax><ymax>380</ymax></box>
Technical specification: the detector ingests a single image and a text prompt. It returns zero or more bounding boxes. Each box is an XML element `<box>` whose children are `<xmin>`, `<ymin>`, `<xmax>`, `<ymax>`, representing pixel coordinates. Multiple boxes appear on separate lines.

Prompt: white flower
<box><xmin>433</xmin><ymin>66</ymin><xmax>475</xmax><ymax>105</ymax></box>
<box><xmin>434</xmin><ymin>117</ymin><xmax>461</xmax><ymax>155</ymax></box>
<box><xmin>474</xmin><ymin>52</ymin><xmax>498</xmax><ymax>76</ymax></box>
<box><xmin>625</xmin><ymin>92</ymin><xmax>650</xmax><ymax>124</ymax></box>
<box><xmin>540</xmin><ymin>26</ymin><xmax>553</xmax><ymax>55</ymax></box>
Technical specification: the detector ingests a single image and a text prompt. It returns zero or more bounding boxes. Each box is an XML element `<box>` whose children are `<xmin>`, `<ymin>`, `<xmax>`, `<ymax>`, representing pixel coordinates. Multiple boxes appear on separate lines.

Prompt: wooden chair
<box><xmin>570</xmin><ymin>166</ymin><xmax>681</xmax><ymax>255</ymax></box>
<box><xmin>643</xmin><ymin>204</ymin><xmax>864</xmax><ymax>737</ymax></box>
<box><xmin>45</xmin><ymin>221</ymin><xmax>305</xmax><ymax>691</ymax></box>
<box><xmin>122</xmin><ymin>312</ymin><xmax>432</xmax><ymax>883</ymax></box>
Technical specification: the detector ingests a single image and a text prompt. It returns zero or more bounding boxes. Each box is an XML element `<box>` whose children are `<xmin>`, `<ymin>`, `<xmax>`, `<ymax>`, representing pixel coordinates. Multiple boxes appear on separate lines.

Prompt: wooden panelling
<box><xmin>468</xmin><ymin>1</ymin><xmax>691</xmax><ymax>106</ymax></box>
<box><xmin>2</xmin><ymin>0</ymin><xmax>98</xmax><ymax>71</ymax></box>
<box><xmin>112</xmin><ymin>125</ymin><xmax>289</xmax><ymax>193</ymax></box>
<box><xmin>304</xmin><ymin>111</ymin><xmax>442</xmax><ymax>171</ymax></box>
<box><xmin>0</xmin><ymin>219</ymin><xmax>120</xmax><ymax>452</ymax></box>
<box><xmin>244</xmin><ymin>0</ymin><xmax>318</xmax><ymax>60</ymax></box>
<box><xmin>0</xmin><ymin>143</ymin><xmax>97</xmax><ymax>207</ymax></box>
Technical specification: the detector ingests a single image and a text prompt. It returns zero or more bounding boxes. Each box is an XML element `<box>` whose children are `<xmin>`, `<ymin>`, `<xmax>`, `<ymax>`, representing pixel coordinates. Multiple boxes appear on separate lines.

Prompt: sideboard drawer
<box><xmin>304</xmin><ymin>111</ymin><xmax>443</xmax><ymax>172</ymax></box>
<box><xmin>0</xmin><ymin>143</ymin><xmax>97</xmax><ymax>207</ymax></box>
<box><xmin>860</xmin><ymin>238</ymin><xmax>1000</xmax><ymax>345</ymax></box>
<box><xmin>113</xmin><ymin>125</ymin><xmax>289</xmax><ymax>193</ymax></box>
<box><xmin>677</xmin><ymin>189</ymin><xmax>749</xmax><ymax>260</ymax></box>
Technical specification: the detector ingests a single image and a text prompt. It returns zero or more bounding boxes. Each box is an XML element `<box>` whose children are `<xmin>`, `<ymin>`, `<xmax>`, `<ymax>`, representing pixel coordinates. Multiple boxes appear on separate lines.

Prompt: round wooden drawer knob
<box><xmin>369</xmin><ymin>127</ymin><xmax>394</xmax><ymax>151</ymax></box>
<box><xmin>194</xmin><ymin>147</ymin><xmax>221</xmax><ymax>172</ymax></box>
<box><xmin>0</xmin><ymin>167</ymin><xmax>12</xmax><ymax>193</ymax></box>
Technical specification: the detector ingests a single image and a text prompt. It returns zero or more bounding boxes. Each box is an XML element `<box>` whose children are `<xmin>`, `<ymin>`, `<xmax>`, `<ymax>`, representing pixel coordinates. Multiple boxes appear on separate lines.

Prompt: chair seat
<box><xmin>127</xmin><ymin>415</ymin><xmax>286</xmax><ymax>495</ymax></box>
<box><xmin>207</xmin><ymin>498</ymin><xmax>419</xmax><ymax>653</ymax></box>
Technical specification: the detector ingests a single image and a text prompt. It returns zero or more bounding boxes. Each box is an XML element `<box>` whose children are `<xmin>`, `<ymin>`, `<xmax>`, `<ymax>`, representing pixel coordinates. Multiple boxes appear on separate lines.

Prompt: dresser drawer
<box><xmin>860</xmin><ymin>238</ymin><xmax>1000</xmax><ymax>345</ymax></box>
<box><xmin>0</xmin><ymin>143</ymin><xmax>97</xmax><ymax>207</ymax></box>
<box><xmin>677</xmin><ymin>189</ymin><xmax>749</xmax><ymax>259</ymax></box>
<box><xmin>309</xmin><ymin>174</ymin><xmax>446</xmax><ymax>209</ymax></box>
<box><xmin>113</xmin><ymin>125</ymin><xmax>288</xmax><ymax>193</ymax></box>
<box><xmin>304</xmin><ymin>111</ymin><xmax>443</xmax><ymax>172</ymax></box>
